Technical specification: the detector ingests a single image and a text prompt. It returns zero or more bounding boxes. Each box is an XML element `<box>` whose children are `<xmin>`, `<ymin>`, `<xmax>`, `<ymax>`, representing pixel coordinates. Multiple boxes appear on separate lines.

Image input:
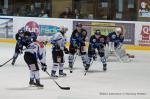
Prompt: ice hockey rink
<box><xmin>0</xmin><ymin>42</ymin><xmax>150</xmax><ymax>99</ymax></box>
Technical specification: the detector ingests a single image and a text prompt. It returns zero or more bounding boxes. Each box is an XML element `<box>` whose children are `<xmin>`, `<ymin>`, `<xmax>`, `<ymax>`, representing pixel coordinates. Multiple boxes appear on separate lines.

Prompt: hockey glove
<box><xmin>64</xmin><ymin>47</ymin><xmax>69</xmax><ymax>54</ymax></box>
<box><xmin>73</xmin><ymin>43</ymin><xmax>78</xmax><ymax>49</ymax></box>
<box><xmin>18</xmin><ymin>48</ymin><xmax>23</xmax><ymax>54</ymax></box>
<box><xmin>41</xmin><ymin>63</ymin><xmax>47</xmax><ymax>72</ymax></box>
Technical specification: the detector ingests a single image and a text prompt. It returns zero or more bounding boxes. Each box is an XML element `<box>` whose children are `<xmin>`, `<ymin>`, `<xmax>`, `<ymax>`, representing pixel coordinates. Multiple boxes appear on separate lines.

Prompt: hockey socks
<box><xmin>51</xmin><ymin>63</ymin><xmax>66</xmax><ymax>78</ymax></box>
<box><xmin>68</xmin><ymin>54</ymin><xmax>74</xmax><ymax>69</ymax></box>
<box><xmin>81</xmin><ymin>54</ymin><xmax>87</xmax><ymax>67</ymax></box>
<box><xmin>29</xmin><ymin>70</ymin><xmax>43</xmax><ymax>87</ymax></box>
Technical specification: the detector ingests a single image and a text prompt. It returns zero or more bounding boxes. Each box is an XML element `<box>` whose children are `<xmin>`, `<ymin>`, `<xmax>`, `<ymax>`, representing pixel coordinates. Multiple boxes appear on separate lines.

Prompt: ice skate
<box><xmin>11</xmin><ymin>59</ymin><xmax>16</xmax><ymax>66</ymax></box>
<box><xmin>69</xmin><ymin>63</ymin><xmax>73</xmax><ymax>73</ymax></box>
<box><xmin>35</xmin><ymin>80</ymin><xmax>44</xmax><ymax>88</ymax></box>
<box><xmin>103</xmin><ymin>64</ymin><xmax>107</xmax><ymax>71</ymax></box>
<box><xmin>85</xmin><ymin>64</ymin><xmax>90</xmax><ymax>71</ymax></box>
<box><xmin>29</xmin><ymin>79</ymin><xmax>36</xmax><ymax>87</ymax></box>
<box><xmin>59</xmin><ymin>70</ymin><xmax>67</xmax><ymax>77</ymax></box>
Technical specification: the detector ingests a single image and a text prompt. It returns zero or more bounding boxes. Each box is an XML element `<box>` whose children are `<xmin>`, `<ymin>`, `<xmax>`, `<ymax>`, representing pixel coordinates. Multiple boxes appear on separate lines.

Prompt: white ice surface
<box><xmin>0</xmin><ymin>43</ymin><xmax>150</xmax><ymax>99</ymax></box>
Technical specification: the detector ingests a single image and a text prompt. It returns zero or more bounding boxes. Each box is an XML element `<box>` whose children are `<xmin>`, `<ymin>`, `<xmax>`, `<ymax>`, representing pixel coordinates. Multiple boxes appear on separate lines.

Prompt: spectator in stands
<box><xmin>16</xmin><ymin>6</ymin><xmax>26</xmax><ymax>16</ymax></box>
<box><xmin>2</xmin><ymin>8</ymin><xmax>8</xmax><ymax>15</ymax></box>
<box><xmin>0</xmin><ymin>8</ymin><xmax>2</xmax><ymax>14</ymax></box>
<box><xmin>7</xmin><ymin>8</ymin><xmax>13</xmax><ymax>16</ymax></box>
<box><xmin>59</xmin><ymin>7</ymin><xmax>72</xmax><ymax>18</ymax></box>
<box><xmin>88</xmin><ymin>14</ymin><xmax>94</xmax><ymax>19</ymax></box>
<box><xmin>72</xmin><ymin>9</ymin><xmax>82</xmax><ymax>19</ymax></box>
<box><xmin>39</xmin><ymin>9</ymin><xmax>48</xmax><ymax>18</ymax></box>
<box><xmin>27</xmin><ymin>4</ymin><xmax>38</xmax><ymax>17</ymax></box>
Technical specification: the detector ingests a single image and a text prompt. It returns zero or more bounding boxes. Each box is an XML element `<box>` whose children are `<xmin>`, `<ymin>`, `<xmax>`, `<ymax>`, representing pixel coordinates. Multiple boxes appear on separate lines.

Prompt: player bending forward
<box><xmin>12</xmin><ymin>29</ymin><xmax>37</xmax><ymax>65</ymax></box>
<box><xmin>50</xmin><ymin>26</ymin><xmax>69</xmax><ymax>78</ymax></box>
<box><xmin>24</xmin><ymin>34</ymin><xmax>47</xmax><ymax>88</ymax></box>
<box><xmin>106</xmin><ymin>27</ymin><xmax>130</xmax><ymax>62</ymax></box>
<box><xmin>11</xmin><ymin>29</ymin><xmax>29</xmax><ymax>65</ymax></box>
<box><xmin>86</xmin><ymin>30</ymin><xmax>107</xmax><ymax>71</ymax></box>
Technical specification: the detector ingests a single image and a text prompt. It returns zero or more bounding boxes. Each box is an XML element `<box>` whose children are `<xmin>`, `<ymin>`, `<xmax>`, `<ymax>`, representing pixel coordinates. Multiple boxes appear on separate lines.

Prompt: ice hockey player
<box><xmin>68</xmin><ymin>23</ymin><xmax>88</xmax><ymax>73</ymax></box>
<box><xmin>107</xmin><ymin>27</ymin><xmax>130</xmax><ymax>62</ymax></box>
<box><xmin>11</xmin><ymin>29</ymin><xmax>26</xmax><ymax>65</ymax></box>
<box><xmin>50</xmin><ymin>26</ymin><xmax>69</xmax><ymax>78</ymax></box>
<box><xmin>85</xmin><ymin>30</ymin><xmax>107</xmax><ymax>72</ymax></box>
<box><xmin>107</xmin><ymin>27</ymin><xmax>124</xmax><ymax>51</ymax></box>
<box><xmin>24</xmin><ymin>33</ymin><xmax>47</xmax><ymax>88</ymax></box>
<box><xmin>11</xmin><ymin>30</ymin><xmax>37</xmax><ymax>65</ymax></box>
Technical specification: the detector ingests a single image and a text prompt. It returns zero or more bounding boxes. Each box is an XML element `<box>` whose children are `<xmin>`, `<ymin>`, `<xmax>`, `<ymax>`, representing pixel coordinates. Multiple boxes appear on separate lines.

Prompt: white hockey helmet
<box><xmin>115</xmin><ymin>27</ymin><xmax>122</xmax><ymax>34</ymax></box>
<box><xmin>59</xmin><ymin>26</ymin><xmax>65</xmax><ymax>31</ymax></box>
<box><xmin>64</xmin><ymin>27</ymin><xmax>68</xmax><ymax>32</ymax></box>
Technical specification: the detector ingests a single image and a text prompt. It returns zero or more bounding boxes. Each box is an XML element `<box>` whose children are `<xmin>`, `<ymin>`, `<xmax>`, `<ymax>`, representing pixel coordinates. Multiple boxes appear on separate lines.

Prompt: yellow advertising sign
<box><xmin>91</xmin><ymin>22</ymin><xmax>116</xmax><ymax>35</ymax></box>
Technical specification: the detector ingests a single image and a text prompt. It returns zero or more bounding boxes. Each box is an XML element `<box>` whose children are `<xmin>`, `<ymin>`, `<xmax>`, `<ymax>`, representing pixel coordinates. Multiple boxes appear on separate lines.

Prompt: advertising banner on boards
<box><xmin>13</xmin><ymin>17</ymin><xmax>73</xmax><ymax>41</ymax></box>
<box><xmin>1</xmin><ymin>16</ymin><xmax>150</xmax><ymax>47</ymax></box>
<box><xmin>73</xmin><ymin>21</ymin><xmax>135</xmax><ymax>44</ymax></box>
<box><xmin>0</xmin><ymin>18</ymin><xmax>13</xmax><ymax>38</ymax></box>
<box><xmin>135</xmin><ymin>22</ymin><xmax>150</xmax><ymax>46</ymax></box>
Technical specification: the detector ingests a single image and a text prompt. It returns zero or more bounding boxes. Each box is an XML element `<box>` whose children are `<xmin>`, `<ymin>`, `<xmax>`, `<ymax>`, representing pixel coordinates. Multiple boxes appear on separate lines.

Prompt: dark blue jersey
<box><xmin>89</xmin><ymin>35</ymin><xmax>107</xmax><ymax>49</ymax></box>
<box><xmin>107</xmin><ymin>32</ymin><xmax>124</xmax><ymax>43</ymax></box>
<box><xmin>70</xmin><ymin>35</ymin><xmax>79</xmax><ymax>49</ymax></box>
<box><xmin>70</xmin><ymin>29</ymin><xmax>87</xmax><ymax>48</ymax></box>
<box><xmin>30</xmin><ymin>32</ymin><xmax>37</xmax><ymax>42</ymax></box>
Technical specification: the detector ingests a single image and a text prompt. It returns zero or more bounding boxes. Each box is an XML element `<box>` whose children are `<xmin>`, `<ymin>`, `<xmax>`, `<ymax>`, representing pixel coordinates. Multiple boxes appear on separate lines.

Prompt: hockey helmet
<box><xmin>59</xmin><ymin>26</ymin><xmax>65</xmax><ymax>32</ymax></box>
<box><xmin>115</xmin><ymin>27</ymin><xmax>122</xmax><ymax>33</ymax></box>
<box><xmin>64</xmin><ymin>27</ymin><xmax>68</xmax><ymax>32</ymax></box>
<box><xmin>76</xmin><ymin>23</ymin><xmax>82</xmax><ymax>27</ymax></box>
<box><xmin>24</xmin><ymin>31</ymin><xmax>31</xmax><ymax>37</ymax></box>
<box><xmin>18</xmin><ymin>27</ymin><xmax>25</xmax><ymax>33</ymax></box>
<box><xmin>30</xmin><ymin>32</ymin><xmax>37</xmax><ymax>42</ymax></box>
<box><xmin>95</xmin><ymin>30</ymin><xmax>101</xmax><ymax>35</ymax></box>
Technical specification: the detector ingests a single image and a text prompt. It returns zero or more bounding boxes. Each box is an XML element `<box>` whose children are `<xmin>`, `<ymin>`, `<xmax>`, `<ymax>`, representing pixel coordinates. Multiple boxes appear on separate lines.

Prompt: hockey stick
<box><xmin>84</xmin><ymin>58</ymin><xmax>94</xmax><ymax>76</ymax></box>
<box><xmin>113</xmin><ymin>48</ymin><xmax>124</xmax><ymax>63</ymax></box>
<box><xmin>0</xmin><ymin>57</ymin><xmax>13</xmax><ymax>67</ymax></box>
<box><xmin>45</xmin><ymin>71</ymin><xmax>70</xmax><ymax>90</ymax></box>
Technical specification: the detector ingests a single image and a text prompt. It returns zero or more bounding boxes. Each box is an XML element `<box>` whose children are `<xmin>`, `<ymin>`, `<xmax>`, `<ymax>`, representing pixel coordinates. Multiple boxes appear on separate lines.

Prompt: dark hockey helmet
<box><xmin>18</xmin><ymin>29</ymin><xmax>24</xmax><ymax>34</ymax></box>
<box><xmin>24</xmin><ymin>31</ymin><xmax>31</xmax><ymax>37</ymax></box>
<box><xmin>18</xmin><ymin>27</ymin><xmax>25</xmax><ymax>33</ymax></box>
<box><xmin>95</xmin><ymin>30</ymin><xmax>101</xmax><ymax>35</ymax></box>
<box><xmin>76</xmin><ymin>23</ymin><xmax>82</xmax><ymax>27</ymax></box>
<box><xmin>30</xmin><ymin>32</ymin><xmax>37</xmax><ymax>42</ymax></box>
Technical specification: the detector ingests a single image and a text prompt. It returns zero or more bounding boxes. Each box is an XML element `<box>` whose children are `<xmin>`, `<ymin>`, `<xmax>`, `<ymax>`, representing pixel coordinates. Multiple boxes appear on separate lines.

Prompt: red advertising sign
<box><xmin>25</xmin><ymin>21</ymin><xmax>40</xmax><ymax>35</ymax></box>
<box><xmin>139</xmin><ymin>25</ymin><xmax>150</xmax><ymax>46</ymax></box>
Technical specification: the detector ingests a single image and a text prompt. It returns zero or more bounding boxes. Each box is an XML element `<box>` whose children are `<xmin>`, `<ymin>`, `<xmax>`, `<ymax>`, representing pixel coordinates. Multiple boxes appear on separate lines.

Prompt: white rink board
<box><xmin>1</xmin><ymin>16</ymin><xmax>150</xmax><ymax>46</ymax></box>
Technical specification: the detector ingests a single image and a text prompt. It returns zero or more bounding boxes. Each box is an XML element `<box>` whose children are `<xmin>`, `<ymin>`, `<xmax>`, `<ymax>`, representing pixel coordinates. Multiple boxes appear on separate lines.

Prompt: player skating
<box><xmin>50</xmin><ymin>26</ymin><xmax>69</xmax><ymax>78</ymax></box>
<box><xmin>85</xmin><ymin>30</ymin><xmax>107</xmax><ymax>73</ymax></box>
<box><xmin>24</xmin><ymin>33</ymin><xmax>47</xmax><ymax>88</ymax></box>
<box><xmin>68</xmin><ymin>23</ymin><xmax>88</xmax><ymax>73</ymax></box>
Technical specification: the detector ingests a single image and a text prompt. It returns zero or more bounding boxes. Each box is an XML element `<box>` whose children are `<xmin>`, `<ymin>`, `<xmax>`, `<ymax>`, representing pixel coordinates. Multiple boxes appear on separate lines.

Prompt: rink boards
<box><xmin>0</xmin><ymin>16</ymin><xmax>150</xmax><ymax>50</ymax></box>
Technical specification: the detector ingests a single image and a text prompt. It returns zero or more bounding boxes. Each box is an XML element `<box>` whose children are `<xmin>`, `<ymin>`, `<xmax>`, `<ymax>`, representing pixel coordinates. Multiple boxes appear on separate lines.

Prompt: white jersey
<box><xmin>25</xmin><ymin>42</ymin><xmax>46</xmax><ymax>64</ymax></box>
<box><xmin>51</xmin><ymin>32</ymin><xmax>67</xmax><ymax>50</ymax></box>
